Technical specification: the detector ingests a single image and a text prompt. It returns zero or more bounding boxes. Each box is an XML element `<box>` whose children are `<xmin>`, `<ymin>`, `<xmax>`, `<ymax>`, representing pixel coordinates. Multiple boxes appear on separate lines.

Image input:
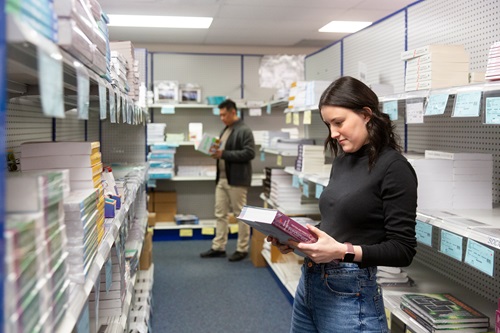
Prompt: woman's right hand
<box><xmin>266</xmin><ymin>236</ymin><xmax>295</xmax><ymax>254</ymax></box>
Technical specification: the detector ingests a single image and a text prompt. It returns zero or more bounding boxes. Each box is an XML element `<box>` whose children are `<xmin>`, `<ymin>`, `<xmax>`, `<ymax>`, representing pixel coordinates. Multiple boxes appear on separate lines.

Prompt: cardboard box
<box><xmin>154</xmin><ymin>191</ymin><xmax>177</xmax><ymax>203</ymax></box>
<box><xmin>148</xmin><ymin>212</ymin><xmax>156</xmax><ymax>227</ymax></box>
<box><xmin>147</xmin><ymin>192</ymin><xmax>154</xmax><ymax>211</ymax></box>
<box><xmin>139</xmin><ymin>248</ymin><xmax>152</xmax><ymax>270</ymax></box>
<box><xmin>250</xmin><ymin>229</ymin><xmax>267</xmax><ymax>267</ymax></box>
<box><xmin>271</xmin><ymin>244</ymin><xmax>284</xmax><ymax>263</ymax></box>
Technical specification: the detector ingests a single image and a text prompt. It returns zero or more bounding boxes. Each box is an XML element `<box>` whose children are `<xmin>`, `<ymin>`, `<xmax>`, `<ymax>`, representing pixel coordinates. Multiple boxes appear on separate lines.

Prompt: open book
<box><xmin>237</xmin><ymin>206</ymin><xmax>318</xmax><ymax>256</ymax></box>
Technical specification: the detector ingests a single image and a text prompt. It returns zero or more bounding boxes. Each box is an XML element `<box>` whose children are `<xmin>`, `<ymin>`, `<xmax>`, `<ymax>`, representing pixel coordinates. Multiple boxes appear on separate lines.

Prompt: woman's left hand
<box><xmin>289</xmin><ymin>224</ymin><xmax>344</xmax><ymax>263</ymax></box>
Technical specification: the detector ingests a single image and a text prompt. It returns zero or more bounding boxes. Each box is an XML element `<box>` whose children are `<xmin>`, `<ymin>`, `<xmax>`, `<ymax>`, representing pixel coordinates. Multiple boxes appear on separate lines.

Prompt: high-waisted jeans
<box><xmin>291</xmin><ymin>258</ymin><xmax>388</xmax><ymax>333</ymax></box>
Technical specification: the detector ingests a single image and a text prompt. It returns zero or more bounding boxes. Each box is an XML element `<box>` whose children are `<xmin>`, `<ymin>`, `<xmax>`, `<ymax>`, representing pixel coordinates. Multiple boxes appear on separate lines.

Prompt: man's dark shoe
<box><xmin>228</xmin><ymin>251</ymin><xmax>248</xmax><ymax>262</ymax></box>
<box><xmin>200</xmin><ymin>249</ymin><xmax>226</xmax><ymax>258</ymax></box>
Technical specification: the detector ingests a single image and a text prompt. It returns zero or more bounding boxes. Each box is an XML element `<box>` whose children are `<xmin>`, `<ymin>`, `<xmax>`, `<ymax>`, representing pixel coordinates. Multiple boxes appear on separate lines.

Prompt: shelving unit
<box><xmin>2</xmin><ymin>8</ymin><xmax>152</xmax><ymax>333</ymax></box>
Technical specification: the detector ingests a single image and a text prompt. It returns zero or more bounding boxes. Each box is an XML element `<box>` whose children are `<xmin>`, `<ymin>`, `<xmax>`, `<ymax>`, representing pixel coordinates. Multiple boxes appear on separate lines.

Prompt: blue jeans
<box><xmin>291</xmin><ymin>258</ymin><xmax>388</xmax><ymax>333</ymax></box>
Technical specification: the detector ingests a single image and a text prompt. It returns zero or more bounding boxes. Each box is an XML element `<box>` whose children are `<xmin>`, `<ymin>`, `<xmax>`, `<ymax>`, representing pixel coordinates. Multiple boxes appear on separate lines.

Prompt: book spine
<box><xmin>400</xmin><ymin>304</ymin><xmax>434</xmax><ymax>332</ymax></box>
<box><xmin>272</xmin><ymin>211</ymin><xmax>317</xmax><ymax>243</ymax></box>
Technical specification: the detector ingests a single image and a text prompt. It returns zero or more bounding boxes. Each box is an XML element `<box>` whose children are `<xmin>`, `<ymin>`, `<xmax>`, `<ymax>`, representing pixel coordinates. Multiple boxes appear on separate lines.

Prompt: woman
<box><xmin>268</xmin><ymin>76</ymin><xmax>418</xmax><ymax>332</ymax></box>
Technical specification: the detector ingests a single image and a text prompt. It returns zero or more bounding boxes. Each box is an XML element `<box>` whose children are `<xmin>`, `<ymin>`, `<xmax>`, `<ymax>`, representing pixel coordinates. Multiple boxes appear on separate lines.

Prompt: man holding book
<box><xmin>200</xmin><ymin>99</ymin><xmax>256</xmax><ymax>262</ymax></box>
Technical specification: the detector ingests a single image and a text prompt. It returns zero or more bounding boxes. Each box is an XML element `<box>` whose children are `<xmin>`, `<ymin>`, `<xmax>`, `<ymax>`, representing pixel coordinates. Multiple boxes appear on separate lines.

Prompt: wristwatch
<box><xmin>342</xmin><ymin>242</ymin><xmax>355</xmax><ymax>262</ymax></box>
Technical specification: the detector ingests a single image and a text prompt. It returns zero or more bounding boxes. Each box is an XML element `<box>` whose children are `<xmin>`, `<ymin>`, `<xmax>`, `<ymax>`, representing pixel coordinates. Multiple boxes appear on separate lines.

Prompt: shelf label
<box><xmin>201</xmin><ymin>227</ymin><xmax>215</xmax><ymax>235</ymax></box>
<box><xmin>249</xmin><ymin>108</ymin><xmax>262</xmax><ymax>116</ymax></box>
<box><xmin>425</xmin><ymin>93</ymin><xmax>449</xmax><ymax>116</ymax></box>
<box><xmin>315</xmin><ymin>184</ymin><xmax>323</xmax><ymax>199</ymax></box>
<box><xmin>277</xmin><ymin>154</ymin><xmax>282</xmax><ymax>166</ymax></box>
<box><xmin>453</xmin><ymin>91</ymin><xmax>482</xmax><ymax>117</ymax></box>
<box><xmin>99</xmin><ymin>82</ymin><xmax>107</xmax><ymax>120</ymax></box>
<box><xmin>212</xmin><ymin>107</ymin><xmax>220</xmax><ymax>115</ymax></box>
<box><xmin>37</xmin><ymin>47</ymin><xmax>64</xmax><ymax>118</ymax></box>
<box><xmin>406</xmin><ymin>101</ymin><xmax>424</xmax><ymax>124</ymax></box>
<box><xmin>179</xmin><ymin>229</ymin><xmax>193</xmax><ymax>237</ymax></box>
<box><xmin>303</xmin><ymin>110</ymin><xmax>312</xmax><ymax>124</ymax></box>
<box><xmin>266</xmin><ymin>103</ymin><xmax>271</xmax><ymax>114</ymax></box>
<box><xmin>260</xmin><ymin>150</ymin><xmax>265</xmax><ymax>161</ymax></box>
<box><xmin>293</xmin><ymin>112</ymin><xmax>300</xmax><ymax>125</ymax></box>
<box><xmin>383</xmin><ymin>100</ymin><xmax>398</xmax><ymax>120</ymax></box>
<box><xmin>109</xmin><ymin>84</ymin><xmax>116</xmax><ymax>123</ymax></box>
<box><xmin>464</xmin><ymin>239</ymin><xmax>494</xmax><ymax>276</ymax></box>
<box><xmin>286</xmin><ymin>112</ymin><xmax>292</xmax><ymax>124</ymax></box>
<box><xmin>292</xmin><ymin>174</ymin><xmax>299</xmax><ymax>188</ymax></box>
<box><xmin>302</xmin><ymin>182</ymin><xmax>309</xmax><ymax>197</ymax></box>
<box><xmin>439</xmin><ymin>230</ymin><xmax>463</xmax><ymax>261</ymax></box>
<box><xmin>229</xmin><ymin>225</ymin><xmax>239</xmax><ymax>234</ymax></box>
<box><xmin>160</xmin><ymin>105</ymin><xmax>175</xmax><ymax>114</ymax></box>
<box><xmin>105</xmin><ymin>255</ymin><xmax>113</xmax><ymax>292</ymax></box>
<box><xmin>76</xmin><ymin>63</ymin><xmax>90</xmax><ymax>120</ymax></box>
<box><xmin>76</xmin><ymin>305</ymin><xmax>90</xmax><ymax>333</ymax></box>
<box><xmin>415</xmin><ymin>220</ymin><xmax>432</xmax><ymax>246</ymax></box>
<box><xmin>484</xmin><ymin>96</ymin><xmax>500</xmax><ymax>124</ymax></box>
<box><xmin>116</xmin><ymin>92</ymin><xmax>122</xmax><ymax>123</ymax></box>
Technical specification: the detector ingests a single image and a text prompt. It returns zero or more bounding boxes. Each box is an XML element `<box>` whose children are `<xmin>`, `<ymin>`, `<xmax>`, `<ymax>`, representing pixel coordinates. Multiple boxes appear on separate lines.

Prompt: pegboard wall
<box><xmin>100</xmin><ymin>119</ymin><xmax>146</xmax><ymax>165</ymax></box>
<box><xmin>305</xmin><ymin>42</ymin><xmax>341</xmax><ymax>82</ymax></box>
<box><xmin>414</xmin><ymin>225</ymin><xmax>500</xmax><ymax>304</ymax></box>
<box><xmin>303</xmin><ymin>0</ymin><xmax>500</xmax><ymax>309</ymax></box>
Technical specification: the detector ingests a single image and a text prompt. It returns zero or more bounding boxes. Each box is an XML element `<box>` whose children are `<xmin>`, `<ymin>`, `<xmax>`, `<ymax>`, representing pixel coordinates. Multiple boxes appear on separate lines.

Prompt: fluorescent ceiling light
<box><xmin>319</xmin><ymin>21</ymin><xmax>372</xmax><ymax>33</ymax></box>
<box><xmin>107</xmin><ymin>15</ymin><xmax>213</xmax><ymax>29</ymax></box>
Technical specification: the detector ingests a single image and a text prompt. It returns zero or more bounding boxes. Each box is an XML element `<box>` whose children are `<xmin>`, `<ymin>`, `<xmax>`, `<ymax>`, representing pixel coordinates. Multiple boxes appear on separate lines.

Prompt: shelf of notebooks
<box><xmin>6</xmin><ymin>15</ymin><xmax>147</xmax><ymax>123</ymax></box>
<box><xmin>56</xmin><ymin>177</ymin><xmax>147</xmax><ymax>333</ymax></box>
<box><xmin>167</xmin><ymin>173</ymin><xmax>264</xmax><ymax>186</ymax></box>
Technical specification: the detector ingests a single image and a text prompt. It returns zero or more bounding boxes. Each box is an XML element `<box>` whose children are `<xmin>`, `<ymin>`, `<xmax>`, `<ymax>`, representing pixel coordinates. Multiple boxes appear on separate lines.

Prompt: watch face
<box><xmin>343</xmin><ymin>253</ymin><xmax>355</xmax><ymax>262</ymax></box>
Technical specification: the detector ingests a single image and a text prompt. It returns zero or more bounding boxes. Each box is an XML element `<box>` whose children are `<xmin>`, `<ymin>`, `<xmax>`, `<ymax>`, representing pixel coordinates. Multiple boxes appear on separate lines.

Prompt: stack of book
<box><xmin>63</xmin><ymin>188</ymin><xmax>100</xmax><ymax>284</ymax></box>
<box><xmin>406</xmin><ymin>150</ymin><xmax>492</xmax><ymax>210</ymax></box>
<box><xmin>263</xmin><ymin>167</ymin><xmax>285</xmax><ymax>198</ymax></box>
<box><xmin>147</xmin><ymin>143</ymin><xmax>176</xmax><ymax>180</ymax></box>
<box><xmin>6</xmin><ymin>0</ymin><xmax>58</xmax><ymax>42</ymax></box>
<box><xmin>110</xmin><ymin>41</ymin><xmax>141</xmax><ymax>100</ymax></box>
<box><xmin>20</xmin><ymin>141</ymin><xmax>103</xmax><ymax>191</ymax></box>
<box><xmin>20</xmin><ymin>141</ymin><xmax>106</xmax><ymax>242</ymax></box>
<box><xmin>400</xmin><ymin>293</ymin><xmax>490</xmax><ymax>332</ymax></box>
<box><xmin>486</xmin><ymin>41</ymin><xmax>500</xmax><ymax>81</ymax></box>
<box><xmin>110</xmin><ymin>50</ymin><xmax>130</xmax><ymax>96</ymax></box>
<box><xmin>147</xmin><ymin>123</ymin><xmax>167</xmax><ymax>145</ymax></box>
<box><xmin>261</xmin><ymin>131</ymin><xmax>290</xmax><ymax>149</ymax></box>
<box><xmin>5</xmin><ymin>170</ymin><xmax>70</xmax><ymax>333</ymax></box>
<box><xmin>90</xmin><ymin>244</ymin><xmax>127</xmax><ymax>322</ymax></box>
<box><xmin>376</xmin><ymin>266</ymin><xmax>412</xmax><ymax>286</ymax></box>
<box><xmin>401</xmin><ymin>45</ymin><xmax>470</xmax><ymax>91</ymax></box>
<box><xmin>295</xmin><ymin>144</ymin><xmax>327</xmax><ymax>174</ymax></box>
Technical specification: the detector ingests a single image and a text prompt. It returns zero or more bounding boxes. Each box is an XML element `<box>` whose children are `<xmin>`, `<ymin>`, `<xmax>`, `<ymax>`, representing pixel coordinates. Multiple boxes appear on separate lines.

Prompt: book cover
<box><xmin>401</xmin><ymin>294</ymin><xmax>489</xmax><ymax>325</ymax></box>
<box><xmin>195</xmin><ymin>133</ymin><xmax>219</xmax><ymax>155</ymax></box>
<box><xmin>401</xmin><ymin>304</ymin><xmax>490</xmax><ymax>332</ymax></box>
<box><xmin>20</xmin><ymin>141</ymin><xmax>100</xmax><ymax>157</ymax></box>
<box><xmin>237</xmin><ymin>205</ymin><xmax>318</xmax><ymax>249</ymax></box>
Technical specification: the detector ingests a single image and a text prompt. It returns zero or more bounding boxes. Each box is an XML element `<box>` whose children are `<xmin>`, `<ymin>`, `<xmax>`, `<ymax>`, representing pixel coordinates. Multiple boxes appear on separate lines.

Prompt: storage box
<box><xmin>148</xmin><ymin>212</ymin><xmax>156</xmax><ymax>227</ymax></box>
<box><xmin>271</xmin><ymin>244</ymin><xmax>284</xmax><ymax>263</ymax></box>
<box><xmin>250</xmin><ymin>229</ymin><xmax>267</xmax><ymax>267</ymax></box>
<box><xmin>154</xmin><ymin>191</ymin><xmax>177</xmax><ymax>203</ymax></box>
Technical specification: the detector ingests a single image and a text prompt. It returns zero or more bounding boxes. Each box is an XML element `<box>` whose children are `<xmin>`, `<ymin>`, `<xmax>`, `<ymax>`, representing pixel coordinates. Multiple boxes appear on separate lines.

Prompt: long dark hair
<box><xmin>319</xmin><ymin>76</ymin><xmax>401</xmax><ymax>169</ymax></box>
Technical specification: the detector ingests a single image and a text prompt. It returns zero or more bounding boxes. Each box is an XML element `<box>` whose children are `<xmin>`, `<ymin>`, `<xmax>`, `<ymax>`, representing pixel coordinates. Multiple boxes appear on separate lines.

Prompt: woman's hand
<box><xmin>266</xmin><ymin>236</ymin><xmax>295</xmax><ymax>255</ymax></box>
<box><xmin>290</xmin><ymin>224</ymin><xmax>345</xmax><ymax>263</ymax></box>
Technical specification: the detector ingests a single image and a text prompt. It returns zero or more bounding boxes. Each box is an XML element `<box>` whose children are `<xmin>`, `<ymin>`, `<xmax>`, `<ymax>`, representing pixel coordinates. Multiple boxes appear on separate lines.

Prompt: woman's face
<box><xmin>321</xmin><ymin>105</ymin><xmax>371</xmax><ymax>153</ymax></box>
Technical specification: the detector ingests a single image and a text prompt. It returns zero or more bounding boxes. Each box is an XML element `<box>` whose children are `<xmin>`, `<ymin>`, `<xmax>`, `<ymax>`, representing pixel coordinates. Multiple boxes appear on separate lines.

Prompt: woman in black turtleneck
<box><xmin>268</xmin><ymin>76</ymin><xmax>418</xmax><ymax>333</ymax></box>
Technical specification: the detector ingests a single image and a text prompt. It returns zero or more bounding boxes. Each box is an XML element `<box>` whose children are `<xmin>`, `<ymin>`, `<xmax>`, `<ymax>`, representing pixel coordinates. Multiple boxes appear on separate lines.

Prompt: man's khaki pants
<box><xmin>212</xmin><ymin>178</ymin><xmax>250</xmax><ymax>253</ymax></box>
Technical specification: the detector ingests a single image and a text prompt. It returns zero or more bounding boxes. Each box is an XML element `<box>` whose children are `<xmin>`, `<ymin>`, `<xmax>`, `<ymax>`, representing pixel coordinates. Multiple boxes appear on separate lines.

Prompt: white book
<box><xmin>401</xmin><ymin>44</ymin><xmax>466</xmax><ymax>60</ymax></box>
<box><xmin>21</xmin><ymin>141</ymin><xmax>100</xmax><ymax>157</ymax></box>
<box><xmin>21</xmin><ymin>153</ymin><xmax>101</xmax><ymax>170</ymax></box>
<box><xmin>425</xmin><ymin>150</ymin><xmax>493</xmax><ymax>161</ymax></box>
<box><xmin>406</xmin><ymin>52</ymin><xmax>469</xmax><ymax>65</ymax></box>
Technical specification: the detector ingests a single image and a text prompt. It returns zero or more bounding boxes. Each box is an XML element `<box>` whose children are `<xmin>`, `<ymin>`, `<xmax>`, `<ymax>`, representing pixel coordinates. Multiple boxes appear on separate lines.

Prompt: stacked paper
<box><xmin>270</xmin><ymin>172</ymin><xmax>302</xmax><ymax>206</ymax></box>
<box><xmin>269</xmin><ymin>138</ymin><xmax>315</xmax><ymax>155</ymax></box>
<box><xmin>305</xmin><ymin>81</ymin><xmax>330</xmax><ymax>107</ymax></box>
<box><xmin>376</xmin><ymin>266</ymin><xmax>411</xmax><ymax>286</ymax></box>
<box><xmin>295</xmin><ymin>144</ymin><xmax>327</xmax><ymax>174</ymax></box>
<box><xmin>90</xmin><ymin>245</ymin><xmax>127</xmax><ymax>319</ymax></box>
<box><xmin>63</xmin><ymin>188</ymin><xmax>100</xmax><ymax>284</ymax></box>
<box><xmin>5</xmin><ymin>170</ymin><xmax>70</xmax><ymax>333</ymax></box>
<box><xmin>54</xmin><ymin>0</ymin><xmax>106</xmax><ymax>71</ymax></box>
<box><xmin>406</xmin><ymin>150</ymin><xmax>492</xmax><ymax>209</ymax></box>
<box><xmin>261</xmin><ymin>131</ymin><xmax>289</xmax><ymax>148</ymax></box>
<box><xmin>486</xmin><ymin>41</ymin><xmax>500</xmax><ymax>81</ymax></box>
<box><xmin>147</xmin><ymin>123</ymin><xmax>166</xmax><ymax>145</ymax></box>
<box><xmin>110</xmin><ymin>41</ymin><xmax>141</xmax><ymax>100</ymax></box>
<box><xmin>287</xmin><ymin>81</ymin><xmax>308</xmax><ymax>110</ymax></box>
<box><xmin>6</xmin><ymin>0</ymin><xmax>58</xmax><ymax>42</ymax></box>
<box><xmin>147</xmin><ymin>143</ymin><xmax>176</xmax><ymax>179</ymax></box>
<box><xmin>110</xmin><ymin>50</ymin><xmax>129</xmax><ymax>96</ymax></box>
<box><xmin>401</xmin><ymin>45</ymin><xmax>470</xmax><ymax>91</ymax></box>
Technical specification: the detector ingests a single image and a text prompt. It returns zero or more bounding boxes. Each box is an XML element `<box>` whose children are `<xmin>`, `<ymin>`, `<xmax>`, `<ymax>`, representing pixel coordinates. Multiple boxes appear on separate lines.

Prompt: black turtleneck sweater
<box><xmin>319</xmin><ymin>145</ymin><xmax>418</xmax><ymax>268</ymax></box>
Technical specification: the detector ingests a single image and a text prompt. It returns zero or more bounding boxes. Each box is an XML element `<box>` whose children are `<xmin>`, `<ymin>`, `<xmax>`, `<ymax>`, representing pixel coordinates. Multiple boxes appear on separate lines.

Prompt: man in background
<box><xmin>200</xmin><ymin>99</ymin><xmax>255</xmax><ymax>262</ymax></box>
